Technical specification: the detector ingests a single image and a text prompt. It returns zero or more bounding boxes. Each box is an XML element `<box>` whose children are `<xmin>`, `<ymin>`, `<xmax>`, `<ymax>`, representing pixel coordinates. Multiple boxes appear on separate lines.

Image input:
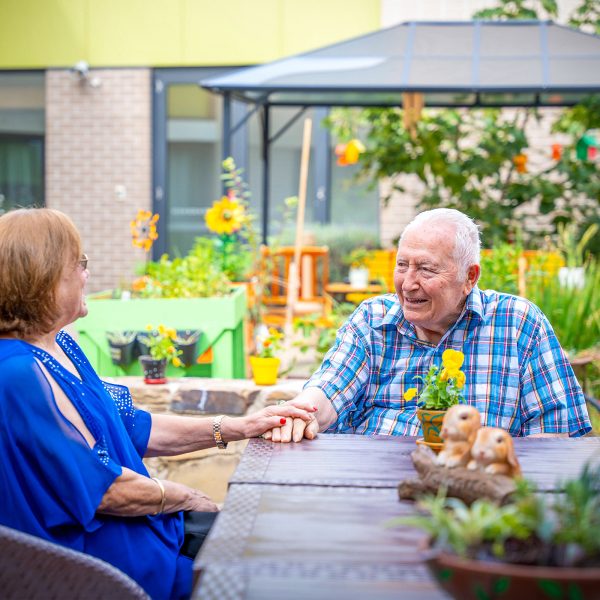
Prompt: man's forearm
<box><xmin>294</xmin><ymin>387</ymin><xmax>338</xmax><ymax>431</ymax></box>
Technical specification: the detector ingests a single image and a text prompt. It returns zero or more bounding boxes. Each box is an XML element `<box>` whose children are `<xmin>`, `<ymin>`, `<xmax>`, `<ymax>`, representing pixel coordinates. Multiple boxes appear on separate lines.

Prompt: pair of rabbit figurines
<box><xmin>436</xmin><ymin>405</ymin><xmax>522</xmax><ymax>478</ymax></box>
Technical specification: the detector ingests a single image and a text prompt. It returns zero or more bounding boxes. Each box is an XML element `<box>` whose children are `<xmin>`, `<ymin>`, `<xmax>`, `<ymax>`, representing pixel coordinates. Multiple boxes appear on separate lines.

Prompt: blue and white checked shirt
<box><xmin>305</xmin><ymin>287</ymin><xmax>591</xmax><ymax>437</ymax></box>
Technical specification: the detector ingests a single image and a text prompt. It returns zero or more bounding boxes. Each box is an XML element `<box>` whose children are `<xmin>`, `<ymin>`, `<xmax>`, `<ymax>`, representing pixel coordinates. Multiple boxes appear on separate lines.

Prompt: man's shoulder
<box><xmin>353</xmin><ymin>293</ymin><xmax>400</xmax><ymax>329</ymax></box>
<box><xmin>478</xmin><ymin>288</ymin><xmax>543</xmax><ymax>319</ymax></box>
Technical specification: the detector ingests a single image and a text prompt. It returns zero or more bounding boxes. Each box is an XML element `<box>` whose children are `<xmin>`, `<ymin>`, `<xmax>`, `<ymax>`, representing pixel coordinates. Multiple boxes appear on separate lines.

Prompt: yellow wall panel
<box><xmin>282</xmin><ymin>0</ymin><xmax>380</xmax><ymax>56</ymax></box>
<box><xmin>0</xmin><ymin>0</ymin><xmax>380</xmax><ymax>68</ymax></box>
<box><xmin>0</xmin><ymin>0</ymin><xmax>87</xmax><ymax>68</ymax></box>
<box><xmin>88</xmin><ymin>0</ymin><xmax>182</xmax><ymax>66</ymax></box>
<box><xmin>182</xmin><ymin>0</ymin><xmax>281</xmax><ymax>65</ymax></box>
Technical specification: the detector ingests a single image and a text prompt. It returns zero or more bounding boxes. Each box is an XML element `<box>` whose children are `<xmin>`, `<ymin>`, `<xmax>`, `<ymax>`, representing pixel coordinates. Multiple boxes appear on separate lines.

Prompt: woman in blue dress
<box><xmin>0</xmin><ymin>208</ymin><xmax>316</xmax><ymax>599</ymax></box>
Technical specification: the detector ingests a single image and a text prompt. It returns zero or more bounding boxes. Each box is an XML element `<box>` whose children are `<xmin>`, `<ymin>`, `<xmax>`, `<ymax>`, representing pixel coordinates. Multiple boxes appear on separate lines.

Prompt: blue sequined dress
<box><xmin>0</xmin><ymin>331</ymin><xmax>192</xmax><ymax>600</ymax></box>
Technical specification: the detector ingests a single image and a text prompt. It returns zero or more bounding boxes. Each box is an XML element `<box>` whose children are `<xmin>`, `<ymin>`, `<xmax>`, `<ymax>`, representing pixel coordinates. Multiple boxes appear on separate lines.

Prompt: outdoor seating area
<box><xmin>1</xmin><ymin>0</ymin><xmax>599</xmax><ymax>599</ymax></box>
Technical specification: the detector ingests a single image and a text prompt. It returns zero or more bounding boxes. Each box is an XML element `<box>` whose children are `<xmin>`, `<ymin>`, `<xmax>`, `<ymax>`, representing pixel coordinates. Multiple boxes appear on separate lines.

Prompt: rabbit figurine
<box><xmin>467</xmin><ymin>427</ymin><xmax>522</xmax><ymax>478</ymax></box>
<box><xmin>437</xmin><ymin>404</ymin><xmax>481</xmax><ymax>468</ymax></box>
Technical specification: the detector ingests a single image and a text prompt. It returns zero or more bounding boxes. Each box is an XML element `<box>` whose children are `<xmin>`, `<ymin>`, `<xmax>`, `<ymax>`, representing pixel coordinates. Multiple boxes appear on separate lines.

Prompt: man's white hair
<box><xmin>399</xmin><ymin>208</ymin><xmax>481</xmax><ymax>278</ymax></box>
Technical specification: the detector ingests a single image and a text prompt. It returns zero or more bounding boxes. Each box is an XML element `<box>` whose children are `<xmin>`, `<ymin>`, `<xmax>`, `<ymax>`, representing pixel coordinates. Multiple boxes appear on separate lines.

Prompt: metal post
<box><xmin>313</xmin><ymin>107</ymin><xmax>331</xmax><ymax>224</ymax></box>
<box><xmin>222</xmin><ymin>92</ymin><xmax>232</xmax><ymax>195</ymax></box>
<box><xmin>261</xmin><ymin>104</ymin><xmax>270</xmax><ymax>244</ymax></box>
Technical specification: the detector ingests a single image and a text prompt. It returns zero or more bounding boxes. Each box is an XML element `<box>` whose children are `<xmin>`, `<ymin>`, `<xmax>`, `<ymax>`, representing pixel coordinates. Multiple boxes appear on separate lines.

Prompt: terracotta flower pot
<box><xmin>139</xmin><ymin>355</ymin><xmax>167</xmax><ymax>384</ymax></box>
<box><xmin>249</xmin><ymin>356</ymin><xmax>280</xmax><ymax>386</ymax></box>
<box><xmin>416</xmin><ymin>408</ymin><xmax>446</xmax><ymax>445</ymax></box>
<box><xmin>426</xmin><ymin>550</ymin><xmax>600</xmax><ymax>600</ymax></box>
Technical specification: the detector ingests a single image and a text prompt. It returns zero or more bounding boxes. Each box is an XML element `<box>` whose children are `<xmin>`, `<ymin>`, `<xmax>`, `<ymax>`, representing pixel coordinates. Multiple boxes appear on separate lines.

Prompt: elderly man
<box><xmin>268</xmin><ymin>208</ymin><xmax>591</xmax><ymax>443</ymax></box>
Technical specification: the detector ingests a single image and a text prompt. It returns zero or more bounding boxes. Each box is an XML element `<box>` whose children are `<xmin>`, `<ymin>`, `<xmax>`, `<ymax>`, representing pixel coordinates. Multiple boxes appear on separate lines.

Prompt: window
<box><xmin>0</xmin><ymin>72</ymin><xmax>45</xmax><ymax>214</ymax></box>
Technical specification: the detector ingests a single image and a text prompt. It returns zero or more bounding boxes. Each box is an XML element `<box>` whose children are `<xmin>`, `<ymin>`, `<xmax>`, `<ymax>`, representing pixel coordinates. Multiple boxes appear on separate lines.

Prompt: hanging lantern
<box><xmin>513</xmin><ymin>153</ymin><xmax>528</xmax><ymax>174</ymax></box>
<box><xmin>335</xmin><ymin>138</ymin><xmax>365</xmax><ymax>166</ymax></box>
<box><xmin>551</xmin><ymin>143</ymin><xmax>562</xmax><ymax>161</ymax></box>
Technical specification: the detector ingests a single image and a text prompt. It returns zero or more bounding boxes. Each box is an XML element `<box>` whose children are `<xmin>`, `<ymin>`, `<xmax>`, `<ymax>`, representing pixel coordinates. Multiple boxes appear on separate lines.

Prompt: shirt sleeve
<box><xmin>102</xmin><ymin>381</ymin><xmax>152</xmax><ymax>457</ymax></box>
<box><xmin>519</xmin><ymin>316</ymin><xmax>591</xmax><ymax>437</ymax></box>
<box><xmin>304</xmin><ymin>317</ymin><xmax>371</xmax><ymax>432</ymax></box>
<box><xmin>0</xmin><ymin>356</ymin><xmax>123</xmax><ymax>533</ymax></box>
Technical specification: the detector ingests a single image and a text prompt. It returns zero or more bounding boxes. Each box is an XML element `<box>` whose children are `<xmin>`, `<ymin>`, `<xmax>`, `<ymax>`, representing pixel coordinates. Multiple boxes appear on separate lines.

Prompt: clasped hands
<box><xmin>260</xmin><ymin>397</ymin><xmax>320</xmax><ymax>443</ymax></box>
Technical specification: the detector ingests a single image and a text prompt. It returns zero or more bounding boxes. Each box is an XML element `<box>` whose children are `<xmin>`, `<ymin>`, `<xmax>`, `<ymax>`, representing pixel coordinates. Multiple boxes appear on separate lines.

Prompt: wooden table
<box><xmin>193</xmin><ymin>435</ymin><xmax>600</xmax><ymax>599</ymax></box>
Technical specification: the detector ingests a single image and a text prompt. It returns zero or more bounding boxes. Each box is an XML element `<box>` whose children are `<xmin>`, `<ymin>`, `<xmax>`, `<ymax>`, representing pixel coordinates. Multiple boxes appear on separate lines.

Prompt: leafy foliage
<box><xmin>392</xmin><ymin>464</ymin><xmax>600</xmax><ymax>567</ymax></box>
<box><xmin>408</xmin><ymin>349</ymin><xmax>466</xmax><ymax>410</ymax></box>
<box><xmin>294</xmin><ymin>302</ymin><xmax>356</xmax><ymax>369</ymax></box>
<box><xmin>139</xmin><ymin>324</ymin><xmax>183</xmax><ymax>366</ymax></box>
<box><xmin>207</xmin><ymin>158</ymin><xmax>260</xmax><ymax>282</ymax></box>
<box><xmin>325</xmin><ymin>0</ymin><xmax>600</xmax><ymax>246</ymax></box>
<box><xmin>526</xmin><ymin>225</ymin><xmax>600</xmax><ymax>354</ymax></box>
<box><xmin>137</xmin><ymin>237</ymin><xmax>231</xmax><ymax>298</ymax></box>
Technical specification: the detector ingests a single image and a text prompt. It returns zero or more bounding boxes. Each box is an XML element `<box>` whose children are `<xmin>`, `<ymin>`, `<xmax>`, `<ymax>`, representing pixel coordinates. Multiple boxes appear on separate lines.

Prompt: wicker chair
<box><xmin>0</xmin><ymin>524</ymin><xmax>149</xmax><ymax>599</ymax></box>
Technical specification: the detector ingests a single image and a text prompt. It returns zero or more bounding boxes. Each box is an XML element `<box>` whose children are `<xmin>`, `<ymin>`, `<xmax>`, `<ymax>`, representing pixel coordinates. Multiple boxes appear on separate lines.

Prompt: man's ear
<box><xmin>464</xmin><ymin>264</ymin><xmax>480</xmax><ymax>293</ymax></box>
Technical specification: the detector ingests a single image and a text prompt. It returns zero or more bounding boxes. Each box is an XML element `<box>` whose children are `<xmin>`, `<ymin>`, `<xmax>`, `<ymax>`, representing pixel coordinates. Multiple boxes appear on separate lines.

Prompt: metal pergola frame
<box><xmin>201</xmin><ymin>20</ymin><xmax>600</xmax><ymax>241</ymax></box>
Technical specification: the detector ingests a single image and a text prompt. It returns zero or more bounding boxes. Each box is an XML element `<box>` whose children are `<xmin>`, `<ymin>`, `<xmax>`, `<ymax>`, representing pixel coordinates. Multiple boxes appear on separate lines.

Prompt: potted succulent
<box><xmin>174</xmin><ymin>329</ymin><xmax>202</xmax><ymax>367</ymax></box>
<box><xmin>404</xmin><ymin>349</ymin><xmax>466</xmax><ymax>450</ymax></box>
<box><xmin>344</xmin><ymin>247</ymin><xmax>374</xmax><ymax>288</ymax></box>
<box><xmin>393</xmin><ymin>464</ymin><xmax>600</xmax><ymax>600</ymax></box>
<box><xmin>105</xmin><ymin>330</ymin><xmax>138</xmax><ymax>368</ymax></box>
<box><xmin>138</xmin><ymin>324</ymin><xmax>183</xmax><ymax>384</ymax></box>
<box><xmin>249</xmin><ymin>327</ymin><xmax>283</xmax><ymax>386</ymax></box>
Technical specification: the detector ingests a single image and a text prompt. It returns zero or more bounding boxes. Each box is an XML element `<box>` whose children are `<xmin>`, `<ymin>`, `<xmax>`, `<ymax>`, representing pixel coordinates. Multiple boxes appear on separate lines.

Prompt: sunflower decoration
<box><xmin>131</xmin><ymin>210</ymin><xmax>159</xmax><ymax>252</ymax></box>
<box><xmin>205</xmin><ymin>195</ymin><xmax>246</xmax><ymax>235</ymax></box>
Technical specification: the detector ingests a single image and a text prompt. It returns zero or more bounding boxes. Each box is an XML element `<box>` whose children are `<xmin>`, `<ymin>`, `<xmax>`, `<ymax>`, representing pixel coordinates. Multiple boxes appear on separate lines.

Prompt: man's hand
<box><xmin>262</xmin><ymin>389</ymin><xmax>336</xmax><ymax>443</ymax></box>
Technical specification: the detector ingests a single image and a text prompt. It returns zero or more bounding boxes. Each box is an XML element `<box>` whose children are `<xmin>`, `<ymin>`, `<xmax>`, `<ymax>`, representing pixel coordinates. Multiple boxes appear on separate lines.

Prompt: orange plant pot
<box><xmin>416</xmin><ymin>408</ymin><xmax>446</xmax><ymax>444</ymax></box>
<box><xmin>249</xmin><ymin>356</ymin><xmax>280</xmax><ymax>386</ymax></box>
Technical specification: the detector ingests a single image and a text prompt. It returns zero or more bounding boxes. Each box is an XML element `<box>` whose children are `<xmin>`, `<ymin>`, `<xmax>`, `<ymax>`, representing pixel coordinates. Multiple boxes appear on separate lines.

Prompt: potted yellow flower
<box><xmin>138</xmin><ymin>324</ymin><xmax>183</xmax><ymax>384</ymax></box>
<box><xmin>249</xmin><ymin>327</ymin><xmax>283</xmax><ymax>386</ymax></box>
<box><xmin>404</xmin><ymin>349</ymin><xmax>466</xmax><ymax>449</ymax></box>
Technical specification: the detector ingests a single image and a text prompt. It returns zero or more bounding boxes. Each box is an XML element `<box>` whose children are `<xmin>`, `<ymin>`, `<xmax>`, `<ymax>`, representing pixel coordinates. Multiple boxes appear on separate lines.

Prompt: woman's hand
<box><xmin>235</xmin><ymin>402</ymin><xmax>318</xmax><ymax>439</ymax></box>
<box><xmin>261</xmin><ymin>389</ymin><xmax>336</xmax><ymax>443</ymax></box>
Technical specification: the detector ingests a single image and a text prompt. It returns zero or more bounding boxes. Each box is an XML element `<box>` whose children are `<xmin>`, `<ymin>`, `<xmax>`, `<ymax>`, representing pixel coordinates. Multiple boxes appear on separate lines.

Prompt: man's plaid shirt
<box><xmin>305</xmin><ymin>287</ymin><xmax>591</xmax><ymax>437</ymax></box>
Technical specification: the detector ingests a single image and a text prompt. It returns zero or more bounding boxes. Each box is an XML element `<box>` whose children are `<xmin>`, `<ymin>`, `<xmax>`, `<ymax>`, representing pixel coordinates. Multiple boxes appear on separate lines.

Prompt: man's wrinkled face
<box><xmin>394</xmin><ymin>224</ymin><xmax>477</xmax><ymax>339</ymax></box>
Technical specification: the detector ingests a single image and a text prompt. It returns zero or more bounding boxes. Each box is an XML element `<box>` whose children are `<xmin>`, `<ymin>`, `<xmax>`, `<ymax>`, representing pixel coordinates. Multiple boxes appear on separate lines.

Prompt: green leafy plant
<box><xmin>294</xmin><ymin>303</ymin><xmax>356</xmax><ymax>369</ymax></box>
<box><xmin>526</xmin><ymin>225</ymin><xmax>600</xmax><ymax>354</ymax></box>
<box><xmin>204</xmin><ymin>157</ymin><xmax>260</xmax><ymax>282</ymax></box>
<box><xmin>344</xmin><ymin>247</ymin><xmax>374</xmax><ymax>269</ymax></box>
<box><xmin>140</xmin><ymin>324</ymin><xmax>183</xmax><ymax>367</ymax></box>
<box><xmin>255</xmin><ymin>327</ymin><xmax>284</xmax><ymax>358</ymax></box>
<box><xmin>404</xmin><ymin>349</ymin><xmax>466</xmax><ymax>410</ymax></box>
<box><xmin>133</xmin><ymin>237</ymin><xmax>231</xmax><ymax>298</ymax></box>
<box><xmin>478</xmin><ymin>245</ymin><xmax>522</xmax><ymax>295</ymax></box>
<box><xmin>390</xmin><ymin>464</ymin><xmax>600</xmax><ymax>567</ymax></box>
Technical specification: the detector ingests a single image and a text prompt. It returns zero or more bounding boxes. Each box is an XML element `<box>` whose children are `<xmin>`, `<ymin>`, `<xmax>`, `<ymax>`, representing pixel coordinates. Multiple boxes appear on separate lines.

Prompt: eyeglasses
<box><xmin>79</xmin><ymin>254</ymin><xmax>89</xmax><ymax>270</ymax></box>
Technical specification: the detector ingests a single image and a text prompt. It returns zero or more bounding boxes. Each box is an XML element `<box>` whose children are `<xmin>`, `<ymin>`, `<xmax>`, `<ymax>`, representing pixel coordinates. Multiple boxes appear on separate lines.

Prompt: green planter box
<box><xmin>76</xmin><ymin>286</ymin><xmax>247</xmax><ymax>379</ymax></box>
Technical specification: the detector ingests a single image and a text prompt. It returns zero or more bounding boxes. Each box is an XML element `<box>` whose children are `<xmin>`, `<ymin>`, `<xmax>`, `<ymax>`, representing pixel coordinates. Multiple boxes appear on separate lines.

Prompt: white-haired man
<box><xmin>268</xmin><ymin>208</ymin><xmax>591</xmax><ymax>442</ymax></box>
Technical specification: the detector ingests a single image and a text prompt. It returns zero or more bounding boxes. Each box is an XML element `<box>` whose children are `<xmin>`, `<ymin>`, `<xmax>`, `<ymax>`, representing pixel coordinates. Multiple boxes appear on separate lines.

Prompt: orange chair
<box><xmin>259</xmin><ymin>246</ymin><xmax>331</xmax><ymax>327</ymax></box>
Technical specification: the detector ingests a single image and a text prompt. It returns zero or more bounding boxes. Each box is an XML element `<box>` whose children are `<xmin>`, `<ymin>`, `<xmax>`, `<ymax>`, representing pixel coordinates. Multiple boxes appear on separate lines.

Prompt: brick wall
<box><xmin>45</xmin><ymin>69</ymin><xmax>152</xmax><ymax>293</ymax></box>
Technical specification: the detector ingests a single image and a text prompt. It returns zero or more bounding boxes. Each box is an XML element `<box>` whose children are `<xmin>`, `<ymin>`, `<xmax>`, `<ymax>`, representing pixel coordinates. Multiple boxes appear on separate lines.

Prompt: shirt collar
<box><xmin>378</xmin><ymin>286</ymin><xmax>485</xmax><ymax>331</ymax></box>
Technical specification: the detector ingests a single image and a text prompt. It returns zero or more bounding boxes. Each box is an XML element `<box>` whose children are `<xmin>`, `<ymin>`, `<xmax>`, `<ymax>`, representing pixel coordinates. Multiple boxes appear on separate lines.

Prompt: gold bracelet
<box><xmin>151</xmin><ymin>477</ymin><xmax>166</xmax><ymax>515</ymax></box>
<box><xmin>212</xmin><ymin>414</ymin><xmax>228</xmax><ymax>450</ymax></box>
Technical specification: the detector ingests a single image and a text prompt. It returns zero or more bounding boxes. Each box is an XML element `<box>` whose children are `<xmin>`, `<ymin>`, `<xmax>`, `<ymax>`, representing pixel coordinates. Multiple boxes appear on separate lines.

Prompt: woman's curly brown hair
<box><xmin>0</xmin><ymin>208</ymin><xmax>82</xmax><ymax>338</ymax></box>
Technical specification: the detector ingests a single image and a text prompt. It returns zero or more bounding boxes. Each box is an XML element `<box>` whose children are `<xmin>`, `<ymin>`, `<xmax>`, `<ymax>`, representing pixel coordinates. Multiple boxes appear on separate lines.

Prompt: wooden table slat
<box><xmin>231</xmin><ymin>435</ymin><xmax>600</xmax><ymax>491</ymax></box>
<box><xmin>195</xmin><ymin>564</ymin><xmax>449</xmax><ymax>600</ymax></box>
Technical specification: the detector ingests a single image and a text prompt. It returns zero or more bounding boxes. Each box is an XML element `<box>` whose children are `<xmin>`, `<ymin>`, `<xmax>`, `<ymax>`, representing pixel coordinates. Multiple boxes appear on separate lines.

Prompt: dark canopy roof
<box><xmin>202</xmin><ymin>20</ymin><xmax>600</xmax><ymax>107</ymax></box>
